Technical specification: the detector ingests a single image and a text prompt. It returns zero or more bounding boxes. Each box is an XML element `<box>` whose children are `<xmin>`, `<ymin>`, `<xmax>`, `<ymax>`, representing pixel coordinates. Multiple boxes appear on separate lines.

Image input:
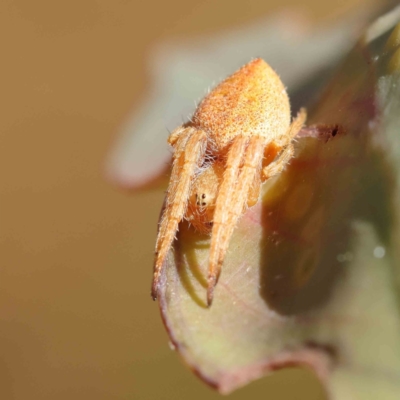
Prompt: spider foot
<box><xmin>151</xmin><ymin>276</ymin><xmax>159</xmax><ymax>301</ymax></box>
<box><xmin>207</xmin><ymin>265</ymin><xmax>222</xmax><ymax>307</ymax></box>
<box><xmin>207</xmin><ymin>277</ymin><xmax>217</xmax><ymax>307</ymax></box>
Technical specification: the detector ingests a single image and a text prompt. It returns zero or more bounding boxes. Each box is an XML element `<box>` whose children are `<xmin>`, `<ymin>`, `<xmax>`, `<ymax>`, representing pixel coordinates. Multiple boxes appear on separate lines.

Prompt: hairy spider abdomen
<box><xmin>192</xmin><ymin>58</ymin><xmax>291</xmax><ymax>150</ymax></box>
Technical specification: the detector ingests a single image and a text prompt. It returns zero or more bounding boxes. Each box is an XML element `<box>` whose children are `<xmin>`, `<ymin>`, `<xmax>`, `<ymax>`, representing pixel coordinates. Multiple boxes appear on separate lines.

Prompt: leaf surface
<box><xmin>158</xmin><ymin>7</ymin><xmax>400</xmax><ymax>398</ymax></box>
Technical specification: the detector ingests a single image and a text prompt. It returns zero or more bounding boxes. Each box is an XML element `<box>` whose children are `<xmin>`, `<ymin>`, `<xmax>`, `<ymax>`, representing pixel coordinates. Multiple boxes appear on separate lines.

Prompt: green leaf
<box><xmin>158</xmin><ymin>7</ymin><xmax>400</xmax><ymax>398</ymax></box>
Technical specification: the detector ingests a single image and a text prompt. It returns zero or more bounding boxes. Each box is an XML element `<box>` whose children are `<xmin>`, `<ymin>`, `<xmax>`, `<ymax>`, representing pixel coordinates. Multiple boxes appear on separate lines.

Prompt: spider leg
<box><xmin>207</xmin><ymin>136</ymin><xmax>265</xmax><ymax>306</ymax></box>
<box><xmin>167</xmin><ymin>125</ymin><xmax>187</xmax><ymax>146</ymax></box>
<box><xmin>152</xmin><ymin>127</ymin><xmax>207</xmax><ymax>300</ymax></box>
<box><xmin>262</xmin><ymin>142</ymin><xmax>294</xmax><ymax>180</ymax></box>
<box><xmin>288</xmin><ymin>108</ymin><xmax>307</xmax><ymax>140</ymax></box>
<box><xmin>262</xmin><ymin>108</ymin><xmax>307</xmax><ymax>181</ymax></box>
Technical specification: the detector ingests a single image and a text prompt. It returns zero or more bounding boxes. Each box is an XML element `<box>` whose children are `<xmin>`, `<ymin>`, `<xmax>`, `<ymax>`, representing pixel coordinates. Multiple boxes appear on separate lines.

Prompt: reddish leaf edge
<box><xmin>158</xmin><ymin>276</ymin><xmax>334</xmax><ymax>395</ymax></box>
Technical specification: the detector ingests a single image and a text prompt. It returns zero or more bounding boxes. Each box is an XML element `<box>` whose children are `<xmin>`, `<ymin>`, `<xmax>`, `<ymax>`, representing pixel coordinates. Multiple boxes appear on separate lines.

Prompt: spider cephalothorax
<box><xmin>152</xmin><ymin>58</ymin><xmax>306</xmax><ymax>306</ymax></box>
<box><xmin>186</xmin><ymin>161</ymin><xmax>224</xmax><ymax>234</ymax></box>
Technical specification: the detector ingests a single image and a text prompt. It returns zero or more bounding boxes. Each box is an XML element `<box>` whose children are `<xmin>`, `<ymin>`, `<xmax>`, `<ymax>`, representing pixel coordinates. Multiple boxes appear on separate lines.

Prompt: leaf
<box><xmin>157</xmin><ymin>6</ymin><xmax>400</xmax><ymax>398</ymax></box>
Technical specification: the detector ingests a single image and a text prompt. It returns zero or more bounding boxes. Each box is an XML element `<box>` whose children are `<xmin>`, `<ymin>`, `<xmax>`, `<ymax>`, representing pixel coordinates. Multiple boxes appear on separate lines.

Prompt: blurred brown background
<box><xmin>0</xmin><ymin>0</ymin><xmax>378</xmax><ymax>399</ymax></box>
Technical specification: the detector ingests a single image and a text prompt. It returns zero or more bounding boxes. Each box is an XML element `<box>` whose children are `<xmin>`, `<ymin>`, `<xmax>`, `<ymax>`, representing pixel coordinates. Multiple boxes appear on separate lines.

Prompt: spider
<box><xmin>152</xmin><ymin>58</ymin><xmax>306</xmax><ymax>306</ymax></box>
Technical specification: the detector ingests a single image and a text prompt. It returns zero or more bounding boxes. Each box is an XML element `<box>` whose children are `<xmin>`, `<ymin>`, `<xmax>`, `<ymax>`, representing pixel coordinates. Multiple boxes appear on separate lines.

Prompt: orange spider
<box><xmin>152</xmin><ymin>58</ymin><xmax>306</xmax><ymax>306</ymax></box>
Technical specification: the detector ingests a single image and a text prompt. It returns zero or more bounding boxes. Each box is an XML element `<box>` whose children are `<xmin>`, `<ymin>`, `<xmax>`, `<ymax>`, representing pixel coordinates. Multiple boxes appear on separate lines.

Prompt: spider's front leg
<box><xmin>167</xmin><ymin>125</ymin><xmax>188</xmax><ymax>147</ymax></box>
<box><xmin>152</xmin><ymin>127</ymin><xmax>207</xmax><ymax>300</ymax></box>
<box><xmin>207</xmin><ymin>136</ymin><xmax>265</xmax><ymax>306</ymax></box>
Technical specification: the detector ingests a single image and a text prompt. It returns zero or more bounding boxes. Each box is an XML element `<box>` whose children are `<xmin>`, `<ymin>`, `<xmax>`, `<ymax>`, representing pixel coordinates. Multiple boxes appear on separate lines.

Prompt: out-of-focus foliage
<box><xmin>158</xmin><ymin>7</ymin><xmax>400</xmax><ymax>399</ymax></box>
